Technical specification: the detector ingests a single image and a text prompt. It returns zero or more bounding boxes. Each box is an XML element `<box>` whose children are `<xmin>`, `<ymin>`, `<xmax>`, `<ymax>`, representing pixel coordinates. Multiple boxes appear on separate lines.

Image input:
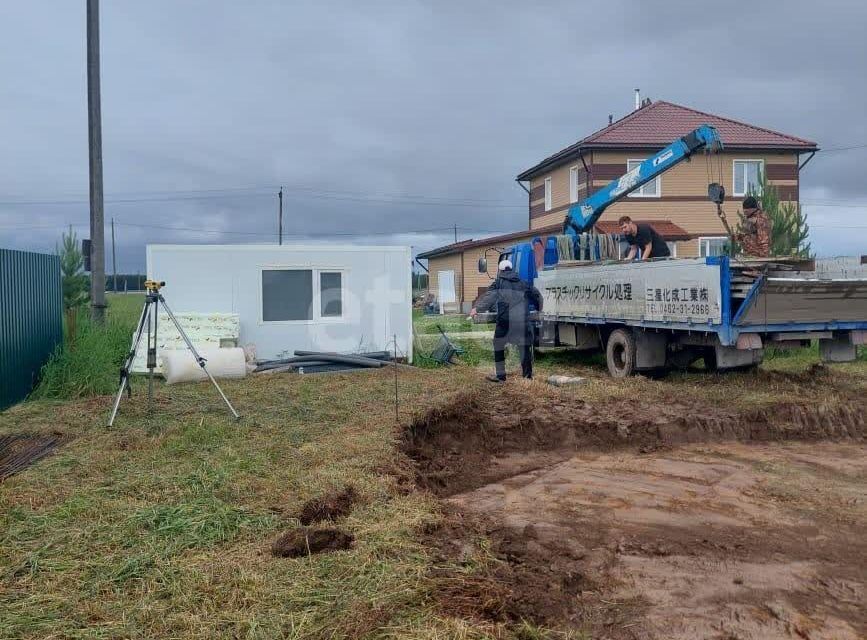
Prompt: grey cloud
<box><xmin>1</xmin><ymin>0</ymin><xmax>865</xmax><ymax>268</ymax></box>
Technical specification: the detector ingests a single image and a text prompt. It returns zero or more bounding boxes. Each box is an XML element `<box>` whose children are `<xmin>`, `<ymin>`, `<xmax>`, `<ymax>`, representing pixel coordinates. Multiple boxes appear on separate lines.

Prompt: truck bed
<box><xmin>537</xmin><ymin>256</ymin><xmax>867</xmax><ymax>345</ymax></box>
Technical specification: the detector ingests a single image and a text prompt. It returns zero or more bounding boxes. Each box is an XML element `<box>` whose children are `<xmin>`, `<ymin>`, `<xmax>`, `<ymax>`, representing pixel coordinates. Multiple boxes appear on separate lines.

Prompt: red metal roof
<box><xmin>517</xmin><ymin>100</ymin><xmax>817</xmax><ymax>180</ymax></box>
<box><xmin>417</xmin><ymin>220</ymin><xmax>691</xmax><ymax>259</ymax></box>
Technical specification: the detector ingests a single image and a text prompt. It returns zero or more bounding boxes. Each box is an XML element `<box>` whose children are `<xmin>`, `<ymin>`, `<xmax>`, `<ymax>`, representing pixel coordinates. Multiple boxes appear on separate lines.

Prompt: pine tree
<box><xmin>743</xmin><ymin>171</ymin><xmax>812</xmax><ymax>257</ymax></box>
<box><xmin>57</xmin><ymin>227</ymin><xmax>90</xmax><ymax>340</ymax></box>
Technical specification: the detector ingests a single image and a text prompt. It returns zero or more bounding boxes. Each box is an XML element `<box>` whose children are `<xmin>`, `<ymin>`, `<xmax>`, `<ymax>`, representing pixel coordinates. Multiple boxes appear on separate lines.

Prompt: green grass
<box><xmin>30</xmin><ymin>294</ymin><xmax>143</xmax><ymax>400</ymax></box>
<box><xmin>2</xmin><ymin>337</ymin><xmax>866</xmax><ymax>637</ymax></box>
<box><xmin>3</xmin><ymin>299</ymin><xmax>866</xmax><ymax>637</ymax></box>
<box><xmin>1</xmin><ymin>366</ymin><xmax>486</xmax><ymax>639</ymax></box>
<box><xmin>412</xmin><ymin>308</ymin><xmax>490</xmax><ymax>335</ymax></box>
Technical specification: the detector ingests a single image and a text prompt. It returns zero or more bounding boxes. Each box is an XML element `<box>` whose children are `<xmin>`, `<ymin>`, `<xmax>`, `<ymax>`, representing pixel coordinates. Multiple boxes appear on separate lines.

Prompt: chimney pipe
<box><xmin>608</xmin><ymin>114</ymin><xmax>613</xmax><ymax>125</ymax></box>
<box><xmin>634</xmin><ymin>88</ymin><xmax>640</xmax><ymax>111</ymax></box>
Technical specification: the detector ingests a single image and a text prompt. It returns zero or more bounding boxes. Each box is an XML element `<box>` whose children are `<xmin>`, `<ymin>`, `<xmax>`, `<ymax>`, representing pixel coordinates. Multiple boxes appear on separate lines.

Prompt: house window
<box><xmin>733</xmin><ymin>160</ymin><xmax>763</xmax><ymax>196</ymax></box>
<box><xmin>262</xmin><ymin>269</ymin><xmax>313</xmax><ymax>321</ymax></box>
<box><xmin>666</xmin><ymin>241</ymin><xmax>678</xmax><ymax>257</ymax></box>
<box><xmin>320</xmin><ymin>271</ymin><xmax>343</xmax><ymax>318</ymax></box>
<box><xmin>699</xmin><ymin>236</ymin><xmax>728</xmax><ymax>257</ymax></box>
<box><xmin>569</xmin><ymin>166</ymin><xmax>579</xmax><ymax>203</ymax></box>
<box><xmin>626</xmin><ymin>159</ymin><xmax>660</xmax><ymax>197</ymax></box>
<box><xmin>544</xmin><ymin>177</ymin><xmax>552</xmax><ymax>211</ymax></box>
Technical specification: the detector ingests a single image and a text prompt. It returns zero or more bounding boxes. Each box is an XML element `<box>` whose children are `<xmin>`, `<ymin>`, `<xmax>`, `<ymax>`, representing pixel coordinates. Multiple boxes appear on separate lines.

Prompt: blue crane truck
<box><xmin>477</xmin><ymin>125</ymin><xmax>867</xmax><ymax>377</ymax></box>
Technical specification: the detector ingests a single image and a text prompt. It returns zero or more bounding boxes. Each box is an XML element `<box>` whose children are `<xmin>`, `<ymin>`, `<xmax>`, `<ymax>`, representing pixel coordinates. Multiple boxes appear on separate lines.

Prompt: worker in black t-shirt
<box><xmin>618</xmin><ymin>216</ymin><xmax>671</xmax><ymax>260</ymax></box>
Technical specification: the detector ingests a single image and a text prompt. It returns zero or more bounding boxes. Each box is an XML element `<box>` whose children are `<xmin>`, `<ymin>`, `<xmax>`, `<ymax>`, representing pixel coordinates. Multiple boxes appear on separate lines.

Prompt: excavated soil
<box><xmin>407</xmin><ymin>386</ymin><xmax>867</xmax><ymax>639</ymax></box>
<box><xmin>296</xmin><ymin>485</ymin><xmax>357</xmax><ymax>525</ymax></box>
<box><xmin>271</xmin><ymin>527</ymin><xmax>354</xmax><ymax>558</ymax></box>
<box><xmin>404</xmin><ymin>387</ymin><xmax>864</xmax><ymax>498</ymax></box>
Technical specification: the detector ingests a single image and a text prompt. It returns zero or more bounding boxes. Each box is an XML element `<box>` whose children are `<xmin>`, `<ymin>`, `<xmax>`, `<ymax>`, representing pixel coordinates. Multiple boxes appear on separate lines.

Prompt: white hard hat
<box><xmin>499</xmin><ymin>259</ymin><xmax>513</xmax><ymax>271</ymax></box>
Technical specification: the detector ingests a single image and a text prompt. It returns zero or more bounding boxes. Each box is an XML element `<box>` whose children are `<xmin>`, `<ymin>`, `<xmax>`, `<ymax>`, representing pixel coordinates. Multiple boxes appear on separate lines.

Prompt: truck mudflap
<box><xmin>733</xmin><ymin>277</ymin><xmax>867</xmax><ymax>326</ymax></box>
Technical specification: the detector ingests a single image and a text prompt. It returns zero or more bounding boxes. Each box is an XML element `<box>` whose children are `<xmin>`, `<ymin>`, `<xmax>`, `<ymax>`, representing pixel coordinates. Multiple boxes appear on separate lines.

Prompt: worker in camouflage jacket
<box><xmin>470</xmin><ymin>259</ymin><xmax>543</xmax><ymax>382</ymax></box>
<box><xmin>735</xmin><ymin>196</ymin><xmax>772</xmax><ymax>258</ymax></box>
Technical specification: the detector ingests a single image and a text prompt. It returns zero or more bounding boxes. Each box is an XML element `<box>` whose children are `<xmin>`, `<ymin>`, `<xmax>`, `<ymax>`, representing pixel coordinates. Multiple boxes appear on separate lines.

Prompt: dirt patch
<box><xmin>403</xmin><ymin>386</ymin><xmax>865</xmax><ymax>497</ymax></box>
<box><xmin>407</xmin><ymin>386</ymin><xmax>867</xmax><ymax>638</ymax></box>
<box><xmin>296</xmin><ymin>485</ymin><xmax>357</xmax><ymax>525</ymax></box>
<box><xmin>271</xmin><ymin>527</ymin><xmax>354</xmax><ymax>558</ymax></box>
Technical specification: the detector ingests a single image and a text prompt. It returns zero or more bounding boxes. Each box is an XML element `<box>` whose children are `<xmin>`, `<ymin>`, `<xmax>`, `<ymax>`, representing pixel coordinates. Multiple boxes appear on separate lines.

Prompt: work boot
<box><xmin>486</xmin><ymin>373</ymin><xmax>506</xmax><ymax>383</ymax></box>
<box><xmin>493</xmin><ymin>358</ymin><xmax>507</xmax><ymax>381</ymax></box>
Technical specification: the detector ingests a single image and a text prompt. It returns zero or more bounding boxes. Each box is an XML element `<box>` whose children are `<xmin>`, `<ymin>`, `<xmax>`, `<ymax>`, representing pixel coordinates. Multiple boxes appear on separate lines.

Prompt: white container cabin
<box><xmin>146</xmin><ymin>244</ymin><xmax>412</xmax><ymax>362</ymax></box>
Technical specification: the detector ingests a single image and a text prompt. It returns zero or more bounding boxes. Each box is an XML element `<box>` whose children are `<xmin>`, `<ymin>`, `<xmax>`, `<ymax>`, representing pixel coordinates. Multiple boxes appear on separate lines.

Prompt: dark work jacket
<box><xmin>475</xmin><ymin>271</ymin><xmax>543</xmax><ymax>342</ymax></box>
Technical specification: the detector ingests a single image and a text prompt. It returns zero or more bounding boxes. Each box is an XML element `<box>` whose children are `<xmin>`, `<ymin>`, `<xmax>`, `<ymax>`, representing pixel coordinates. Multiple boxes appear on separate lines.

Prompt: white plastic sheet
<box><xmin>161</xmin><ymin>347</ymin><xmax>247</xmax><ymax>385</ymax></box>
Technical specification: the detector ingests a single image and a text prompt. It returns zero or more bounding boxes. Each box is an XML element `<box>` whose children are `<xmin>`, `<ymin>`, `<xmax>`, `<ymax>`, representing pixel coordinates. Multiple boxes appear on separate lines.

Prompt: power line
<box><xmin>801</xmin><ymin>201</ymin><xmax>867</xmax><ymax>208</ymax></box>
<box><xmin>113</xmin><ymin>221</ymin><xmax>473</xmax><ymax>237</ymax></box>
<box><xmin>0</xmin><ymin>192</ymin><xmax>275</xmax><ymax>206</ymax></box>
<box><xmin>0</xmin><ymin>191</ymin><xmax>525</xmax><ymax>209</ymax></box>
<box><xmin>0</xmin><ymin>222</ymin><xmax>89</xmax><ymax>232</ymax></box>
<box><xmin>0</xmin><ymin>184</ymin><xmax>525</xmax><ymax>209</ymax></box>
<box><xmin>0</xmin><ymin>183</ymin><xmax>523</xmax><ymax>205</ymax></box>
<box><xmin>817</xmin><ymin>143</ymin><xmax>867</xmax><ymax>152</ymax></box>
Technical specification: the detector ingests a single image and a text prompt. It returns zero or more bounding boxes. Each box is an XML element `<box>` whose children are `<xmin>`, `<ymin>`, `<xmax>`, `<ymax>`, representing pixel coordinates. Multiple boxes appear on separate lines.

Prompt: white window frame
<box><xmin>258</xmin><ymin>266</ymin><xmax>348</xmax><ymax>325</ymax></box>
<box><xmin>698</xmin><ymin>236</ymin><xmax>728</xmax><ymax>258</ymax></box>
<box><xmin>569</xmin><ymin>166</ymin><xmax>579</xmax><ymax>203</ymax></box>
<box><xmin>318</xmin><ymin>270</ymin><xmax>346</xmax><ymax>322</ymax></box>
<box><xmin>626</xmin><ymin>159</ymin><xmax>661</xmax><ymax>198</ymax></box>
<box><xmin>544</xmin><ymin>176</ymin><xmax>552</xmax><ymax>211</ymax></box>
<box><xmin>732</xmin><ymin>159</ymin><xmax>764</xmax><ymax>197</ymax></box>
<box><xmin>666</xmin><ymin>241</ymin><xmax>678</xmax><ymax>258</ymax></box>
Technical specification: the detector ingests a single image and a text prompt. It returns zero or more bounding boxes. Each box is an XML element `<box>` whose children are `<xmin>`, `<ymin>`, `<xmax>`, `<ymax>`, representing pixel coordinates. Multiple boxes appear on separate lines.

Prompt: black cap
<box><xmin>742</xmin><ymin>196</ymin><xmax>758</xmax><ymax>209</ymax></box>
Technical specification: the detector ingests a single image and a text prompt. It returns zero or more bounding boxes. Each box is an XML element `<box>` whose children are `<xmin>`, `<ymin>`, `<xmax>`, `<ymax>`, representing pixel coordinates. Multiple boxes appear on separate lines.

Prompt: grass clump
<box><xmin>30</xmin><ymin>294</ymin><xmax>142</xmax><ymax>400</ymax></box>
<box><xmin>131</xmin><ymin>498</ymin><xmax>275</xmax><ymax>553</ymax></box>
<box><xmin>412</xmin><ymin>309</ymin><xmax>489</xmax><ymax>335</ymax></box>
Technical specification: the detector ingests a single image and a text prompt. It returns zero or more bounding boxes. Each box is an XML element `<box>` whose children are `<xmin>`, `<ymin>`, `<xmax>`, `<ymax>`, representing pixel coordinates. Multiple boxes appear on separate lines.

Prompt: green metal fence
<box><xmin>0</xmin><ymin>248</ymin><xmax>63</xmax><ymax>410</ymax></box>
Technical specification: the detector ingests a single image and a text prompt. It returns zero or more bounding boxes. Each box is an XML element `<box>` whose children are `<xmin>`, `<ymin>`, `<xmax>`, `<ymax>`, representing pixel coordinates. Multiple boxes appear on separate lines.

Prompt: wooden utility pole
<box><xmin>87</xmin><ymin>0</ymin><xmax>106</xmax><ymax>322</ymax></box>
<box><xmin>278</xmin><ymin>186</ymin><xmax>283</xmax><ymax>245</ymax></box>
<box><xmin>111</xmin><ymin>217</ymin><xmax>117</xmax><ymax>293</ymax></box>
<box><xmin>454</xmin><ymin>223</ymin><xmax>457</xmax><ymax>243</ymax></box>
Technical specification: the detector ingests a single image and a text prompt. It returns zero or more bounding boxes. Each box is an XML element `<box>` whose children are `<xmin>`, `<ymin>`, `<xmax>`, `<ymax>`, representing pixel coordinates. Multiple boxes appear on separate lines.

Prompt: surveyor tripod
<box><xmin>107</xmin><ymin>280</ymin><xmax>240</xmax><ymax>427</ymax></box>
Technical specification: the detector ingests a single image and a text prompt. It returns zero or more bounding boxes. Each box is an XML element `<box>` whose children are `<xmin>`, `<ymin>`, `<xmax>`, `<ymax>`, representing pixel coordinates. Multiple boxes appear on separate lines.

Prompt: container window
<box><xmin>320</xmin><ymin>272</ymin><xmax>343</xmax><ymax>318</ymax></box>
<box><xmin>262</xmin><ymin>269</ymin><xmax>312</xmax><ymax>321</ymax></box>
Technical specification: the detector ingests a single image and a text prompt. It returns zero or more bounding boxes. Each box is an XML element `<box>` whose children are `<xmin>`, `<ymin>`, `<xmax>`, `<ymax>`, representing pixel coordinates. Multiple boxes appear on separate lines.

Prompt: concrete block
<box><xmin>819</xmin><ymin>335</ymin><xmax>857</xmax><ymax>363</ymax></box>
<box><xmin>714</xmin><ymin>345</ymin><xmax>763</xmax><ymax>369</ymax></box>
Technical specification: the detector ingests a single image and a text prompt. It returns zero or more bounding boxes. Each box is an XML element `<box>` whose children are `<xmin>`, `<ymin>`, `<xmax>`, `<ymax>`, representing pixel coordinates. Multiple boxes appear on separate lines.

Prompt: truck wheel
<box><xmin>606</xmin><ymin>329</ymin><xmax>636</xmax><ymax>378</ymax></box>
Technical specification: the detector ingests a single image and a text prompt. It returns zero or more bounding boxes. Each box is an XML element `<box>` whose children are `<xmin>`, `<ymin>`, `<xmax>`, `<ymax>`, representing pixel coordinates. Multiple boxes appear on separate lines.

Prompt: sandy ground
<box><xmin>406</xmin><ymin>384</ymin><xmax>867</xmax><ymax>638</ymax></box>
<box><xmin>448</xmin><ymin>442</ymin><xmax>866</xmax><ymax>639</ymax></box>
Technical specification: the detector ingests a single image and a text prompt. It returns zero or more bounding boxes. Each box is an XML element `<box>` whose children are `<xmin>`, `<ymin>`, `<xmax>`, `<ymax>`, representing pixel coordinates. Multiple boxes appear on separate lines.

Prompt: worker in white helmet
<box><xmin>470</xmin><ymin>258</ymin><xmax>542</xmax><ymax>382</ymax></box>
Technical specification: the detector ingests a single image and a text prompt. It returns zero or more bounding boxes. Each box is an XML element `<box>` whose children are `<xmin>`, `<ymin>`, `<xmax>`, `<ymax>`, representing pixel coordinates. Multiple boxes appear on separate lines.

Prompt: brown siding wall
<box><xmin>676</xmin><ymin>239</ymin><xmax>700</xmax><ymax>258</ymax></box>
<box><xmin>532</xmin><ymin>210</ymin><xmax>570</xmax><ymax>229</ymax></box>
<box><xmin>528</xmin><ymin>158</ymin><xmax>590</xmax><ymax>224</ymax></box>
<box><xmin>460</xmin><ymin>232</ymin><xmax>557</xmax><ymax>307</ymax></box>
<box><xmin>427</xmin><ymin>254</ymin><xmax>463</xmax><ymax>306</ymax></box>
<box><xmin>462</xmin><ymin>245</ymin><xmax>502</xmax><ymax>305</ymax></box>
<box><xmin>526</xmin><ymin>150</ymin><xmax>799</xmax><ymax>236</ymax></box>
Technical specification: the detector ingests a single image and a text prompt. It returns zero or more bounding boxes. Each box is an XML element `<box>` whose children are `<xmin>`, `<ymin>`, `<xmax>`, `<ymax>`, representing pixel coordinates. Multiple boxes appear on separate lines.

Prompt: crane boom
<box><xmin>564</xmin><ymin>124</ymin><xmax>723</xmax><ymax>236</ymax></box>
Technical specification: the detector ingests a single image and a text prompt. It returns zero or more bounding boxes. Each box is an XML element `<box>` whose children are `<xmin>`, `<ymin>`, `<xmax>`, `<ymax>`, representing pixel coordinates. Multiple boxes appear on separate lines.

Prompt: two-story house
<box><xmin>419</xmin><ymin>100</ymin><xmax>817</xmax><ymax>313</ymax></box>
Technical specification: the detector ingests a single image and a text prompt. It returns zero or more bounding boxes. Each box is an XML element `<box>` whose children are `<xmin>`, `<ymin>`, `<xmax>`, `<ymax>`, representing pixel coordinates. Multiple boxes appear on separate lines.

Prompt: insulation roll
<box><xmin>161</xmin><ymin>348</ymin><xmax>247</xmax><ymax>385</ymax></box>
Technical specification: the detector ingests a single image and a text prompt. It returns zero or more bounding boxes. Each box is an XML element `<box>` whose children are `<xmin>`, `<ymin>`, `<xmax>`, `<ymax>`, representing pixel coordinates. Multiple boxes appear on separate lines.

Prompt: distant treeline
<box><xmin>412</xmin><ymin>272</ymin><xmax>428</xmax><ymax>290</ymax></box>
<box><xmin>104</xmin><ymin>274</ymin><xmax>147</xmax><ymax>292</ymax></box>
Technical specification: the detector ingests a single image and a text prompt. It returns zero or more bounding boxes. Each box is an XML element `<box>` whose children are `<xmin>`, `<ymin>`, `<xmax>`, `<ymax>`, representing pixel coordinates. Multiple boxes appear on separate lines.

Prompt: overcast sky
<box><xmin>1</xmin><ymin>0</ymin><xmax>865</xmax><ymax>271</ymax></box>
